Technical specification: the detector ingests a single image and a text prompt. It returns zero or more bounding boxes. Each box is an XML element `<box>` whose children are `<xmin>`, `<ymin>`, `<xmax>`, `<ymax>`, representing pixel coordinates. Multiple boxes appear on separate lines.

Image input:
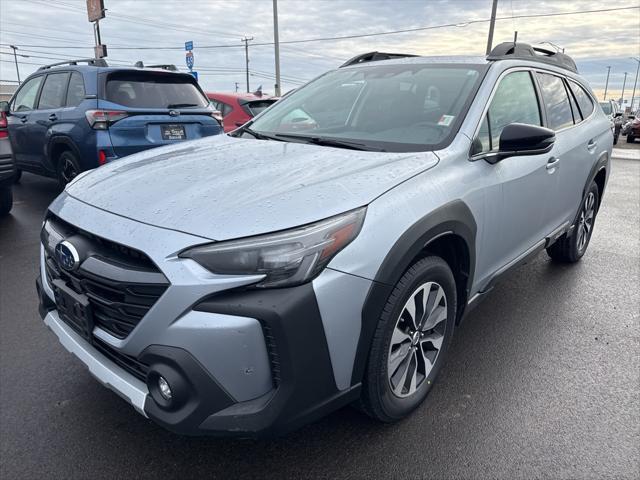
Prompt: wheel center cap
<box><xmin>411</xmin><ymin>331</ymin><xmax>421</xmax><ymax>346</ymax></box>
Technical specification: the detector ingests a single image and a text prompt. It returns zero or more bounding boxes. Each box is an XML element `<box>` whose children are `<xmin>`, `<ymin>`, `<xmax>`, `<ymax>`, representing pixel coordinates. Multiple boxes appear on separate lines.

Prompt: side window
<box><xmin>565</xmin><ymin>80</ymin><xmax>582</xmax><ymax>124</ymax></box>
<box><xmin>567</xmin><ymin>80</ymin><xmax>594</xmax><ymax>119</ymax></box>
<box><xmin>472</xmin><ymin>70</ymin><xmax>541</xmax><ymax>154</ymax></box>
<box><xmin>38</xmin><ymin>73</ymin><xmax>70</xmax><ymax>110</ymax></box>
<box><xmin>11</xmin><ymin>76</ymin><xmax>44</xmax><ymax>112</ymax></box>
<box><xmin>536</xmin><ymin>72</ymin><xmax>574</xmax><ymax>130</ymax></box>
<box><xmin>66</xmin><ymin>72</ymin><xmax>86</xmax><ymax>107</ymax></box>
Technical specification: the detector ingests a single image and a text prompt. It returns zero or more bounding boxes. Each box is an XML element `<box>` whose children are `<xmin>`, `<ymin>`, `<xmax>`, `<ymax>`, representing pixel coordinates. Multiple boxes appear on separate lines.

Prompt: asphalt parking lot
<box><xmin>1</xmin><ymin>149</ymin><xmax>639</xmax><ymax>479</ymax></box>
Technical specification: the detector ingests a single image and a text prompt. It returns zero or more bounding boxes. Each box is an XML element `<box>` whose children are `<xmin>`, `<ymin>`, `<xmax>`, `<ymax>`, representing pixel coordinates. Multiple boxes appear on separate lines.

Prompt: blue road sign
<box><xmin>185</xmin><ymin>40</ymin><xmax>193</xmax><ymax>51</ymax></box>
<box><xmin>190</xmin><ymin>71</ymin><xmax>198</xmax><ymax>81</ymax></box>
<box><xmin>185</xmin><ymin>51</ymin><xmax>194</xmax><ymax>69</ymax></box>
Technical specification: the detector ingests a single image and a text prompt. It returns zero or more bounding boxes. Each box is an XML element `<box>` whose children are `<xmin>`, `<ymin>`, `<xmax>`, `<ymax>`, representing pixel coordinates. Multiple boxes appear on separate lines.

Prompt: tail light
<box><xmin>98</xmin><ymin>150</ymin><xmax>107</xmax><ymax>165</ymax></box>
<box><xmin>0</xmin><ymin>112</ymin><xmax>7</xmax><ymax>139</ymax></box>
<box><xmin>85</xmin><ymin>110</ymin><xmax>128</xmax><ymax>130</ymax></box>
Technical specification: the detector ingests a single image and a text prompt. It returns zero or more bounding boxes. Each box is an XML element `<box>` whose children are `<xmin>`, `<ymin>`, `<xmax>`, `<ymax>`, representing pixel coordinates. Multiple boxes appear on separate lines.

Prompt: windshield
<box><xmin>248</xmin><ymin>63</ymin><xmax>484</xmax><ymax>152</ymax></box>
<box><xmin>599</xmin><ymin>102</ymin><xmax>612</xmax><ymax>115</ymax></box>
<box><xmin>105</xmin><ymin>72</ymin><xmax>209</xmax><ymax>109</ymax></box>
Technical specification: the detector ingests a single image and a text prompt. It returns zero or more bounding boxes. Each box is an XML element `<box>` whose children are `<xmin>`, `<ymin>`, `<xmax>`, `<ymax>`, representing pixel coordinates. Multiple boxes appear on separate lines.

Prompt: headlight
<box><xmin>180</xmin><ymin>207</ymin><xmax>366</xmax><ymax>288</ymax></box>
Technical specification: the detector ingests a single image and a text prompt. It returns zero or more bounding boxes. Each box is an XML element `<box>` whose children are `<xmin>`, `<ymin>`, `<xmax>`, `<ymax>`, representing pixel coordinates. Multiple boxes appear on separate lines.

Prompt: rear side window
<box><xmin>211</xmin><ymin>100</ymin><xmax>232</xmax><ymax>116</ymax></box>
<box><xmin>243</xmin><ymin>99</ymin><xmax>277</xmax><ymax>116</ymax></box>
<box><xmin>38</xmin><ymin>73</ymin><xmax>70</xmax><ymax>110</ymax></box>
<box><xmin>66</xmin><ymin>72</ymin><xmax>86</xmax><ymax>107</ymax></box>
<box><xmin>568</xmin><ymin>80</ymin><xmax>594</xmax><ymax>119</ymax></box>
<box><xmin>12</xmin><ymin>76</ymin><xmax>43</xmax><ymax>111</ymax></box>
<box><xmin>105</xmin><ymin>73</ymin><xmax>208</xmax><ymax>108</ymax></box>
<box><xmin>536</xmin><ymin>73</ymin><xmax>574</xmax><ymax>130</ymax></box>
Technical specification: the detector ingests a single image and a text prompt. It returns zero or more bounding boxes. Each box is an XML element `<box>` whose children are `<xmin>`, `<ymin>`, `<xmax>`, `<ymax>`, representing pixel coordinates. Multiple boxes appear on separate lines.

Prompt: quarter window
<box><xmin>38</xmin><ymin>73</ymin><xmax>70</xmax><ymax>110</ymax></box>
<box><xmin>11</xmin><ymin>76</ymin><xmax>44</xmax><ymax>111</ymax></box>
<box><xmin>66</xmin><ymin>72</ymin><xmax>86</xmax><ymax>107</ymax></box>
<box><xmin>568</xmin><ymin>80</ymin><xmax>594</xmax><ymax>119</ymax></box>
<box><xmin>471</xmin><ymin>70</ymin><xmax>541</xmax><ymax>154</ymax></box>
<box><xmin>536</xmin><ymin>72</ymin><xmax>574</xmax><ymax>130</ymax></box>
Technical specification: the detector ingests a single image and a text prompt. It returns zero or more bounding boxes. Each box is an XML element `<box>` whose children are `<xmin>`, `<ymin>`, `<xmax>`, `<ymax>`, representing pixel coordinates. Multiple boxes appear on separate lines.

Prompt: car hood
<box><xmin>66</xmin><ymin>135</ymin><xmax>438</xmax><ymax>241</ymax></box>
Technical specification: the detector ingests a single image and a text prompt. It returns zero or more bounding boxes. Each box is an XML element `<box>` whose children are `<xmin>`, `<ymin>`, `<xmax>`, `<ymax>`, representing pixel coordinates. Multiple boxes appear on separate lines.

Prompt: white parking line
<box><xmin>612</xmin><ymin>148</ymin><xmax>640</xmax><ymax>160</ymax></box>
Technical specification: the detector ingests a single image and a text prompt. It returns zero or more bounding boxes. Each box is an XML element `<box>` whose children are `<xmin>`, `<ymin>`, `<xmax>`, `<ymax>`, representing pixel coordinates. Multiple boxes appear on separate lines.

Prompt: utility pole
<box><xmin>630</xmin><ymin>57</ymin><xmax>640</xmax><ymax>113</ymax></box>
<box><xmin>485</xmin><ymin>0</ymin><xmax>499</xmax><ymax>55</ymax></box>
<box><xmin>9</xmin><ymin>45</ymin><xmax>20</xmax><ymax>83</ymax></box>
<box><xmin>620</xmin><ymin>72</ymin><xmax>628</xmax><ymax>108</ymax></box>
<box><xmin>603</xmin><ymin>66</ymin><xmax>611</xmax><ymax>100</ymax></box>
<box><xmin>242</xmin><ymin>37</ymin><xmax>253</xmax><ymax>93</ymax></box>
<box><xmin>272</xmin><ymin>0</ymin><xmax>281</xmax><ymax>96</ymax></box>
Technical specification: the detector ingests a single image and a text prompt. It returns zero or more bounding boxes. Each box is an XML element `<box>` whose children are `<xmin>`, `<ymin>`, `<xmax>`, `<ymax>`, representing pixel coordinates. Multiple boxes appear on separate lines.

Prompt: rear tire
<box><xmin>613</xmin><ymin>133</ymin><xmax>619</xmax><ymax>145</ymax></box>
<box><xmin>359</xmin><ymin>256</ymin><xmax>457</xmax><ymax>422</ymax></box>
<box><xmin>56</xmin><ymin>151</ymin><xmax>81</xmax><ymax>189</ymax></box>
<box><xmin>0</xmin><ymin>186</ymin><xmax>13</xmax><ymax>216</ymax></box>
<box><xmin>547</xmin><ymin>182</ymin><xmax>599</xmax><ymax>263</ymax></box>
<box><xmin>627</xmin><ymin>134</ymin><xmax>635</xmax><ymax>143</ymax></box>
<box><xmin>13</xmin><ymin>169</ymin><xmax>22</xmax><ymax>184</ymax></box>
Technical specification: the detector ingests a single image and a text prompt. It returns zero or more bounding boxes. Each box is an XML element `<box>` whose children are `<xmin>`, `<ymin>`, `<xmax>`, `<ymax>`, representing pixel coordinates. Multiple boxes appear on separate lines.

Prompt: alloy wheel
<box><xmin>387</xmin><ymin>281</ymin><xmax>447</xmax><ymax>398</ymax></box>
<box><xmin>61</xmin><ymin>157</ymin><xmax>78</xmax><ymax>184</ymax></box>
<box><xmin>577</xmin><ymin>191</ymin><xmax>596</xmax><ymax>252</ymax></box>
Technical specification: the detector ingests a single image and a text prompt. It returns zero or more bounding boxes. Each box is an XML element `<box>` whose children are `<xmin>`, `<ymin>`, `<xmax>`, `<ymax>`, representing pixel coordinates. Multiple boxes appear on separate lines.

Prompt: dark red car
<box><xmin>206</xmin><ymin>92</ymin><xmax>278</xmax><ymax>133</ymax></box>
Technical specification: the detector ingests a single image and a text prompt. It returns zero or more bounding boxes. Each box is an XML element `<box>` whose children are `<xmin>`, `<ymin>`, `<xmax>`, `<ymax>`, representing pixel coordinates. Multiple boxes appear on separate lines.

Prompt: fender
<box><xmin>45</xmin><ymin>136</ymin><xmax>82</xmax><ymax>174</ymax></box>
<box><xmin>350</xmin><ymin>200</ymin><xmax>477</xmax><ymax>386</ymax></box>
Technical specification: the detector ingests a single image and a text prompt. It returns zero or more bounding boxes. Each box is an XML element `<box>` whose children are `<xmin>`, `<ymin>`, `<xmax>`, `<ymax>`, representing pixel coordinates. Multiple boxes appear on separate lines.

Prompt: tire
<box><xmin>546</xmin><ymin>182</ymin><xmax>599</xmax><ymax>263</ymax></box>
<box><xmin>613</xmin><ymin>133</ymin><xmax>618</xmax><ymax>145</ymax></box>
<box><xmin>56</xmin><ymin>150</ymin><xmax>81</xmax><ymax>189</ymax></box>
<box><xmin>627</xmin><ymin>134</ymin><xmax>635</xmax><ymax>143</ymax></box>
<box><xmin>359</xmin><ymin>256</ymin><xmax>457</xmax><ymax>422</ymax></box>
<box><xmin>0</xmin><ymin>186</ymin><xmax>13</xmax><ymax>216</ymax></box>
<box><xmin>13</xmin><ymin>168</ymin><xmax>22</xmax><ymax>184</ymax></box>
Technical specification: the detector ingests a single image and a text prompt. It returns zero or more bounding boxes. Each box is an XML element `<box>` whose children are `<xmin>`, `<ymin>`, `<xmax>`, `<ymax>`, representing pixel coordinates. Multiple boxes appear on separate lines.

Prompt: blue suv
<box><xmin>4</xmin><ymin>59</ymin><xmax>223</xmax><ymax>187</ymax></box>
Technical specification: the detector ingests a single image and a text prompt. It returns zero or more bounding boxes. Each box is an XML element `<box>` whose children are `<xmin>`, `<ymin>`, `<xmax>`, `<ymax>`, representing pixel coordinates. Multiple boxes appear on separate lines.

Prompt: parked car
<box><xmin>38</xmin><ymin>43</ymin><xmax>611</xmax><ymax>437</ymax></box>
<box><xmin>5</xmin><ymin>59</ymin><xmax>223</xmax><ymax>188</ymax></box>
<box><xmin>0</xmin><ymin>104</ymin><xmax>15</xmax><ymax>215</ymax></box>
<box><xmin>622</xmin><ymin>115</ymin><xmax>639</xmax><ymax>142</ymax></box>
<box><xmin>620</xmin><ymin>114</ymin><xmax>635</xmax><ymax>136</ymax></box>
<box><xmin>598</xmin><ymin>99</ymin><xmax>623</xmax><ymax>144</ymax></box>
<box><xmin>207</xmin><ymin>91</ymin><xmax>278</xmax><ymax>132</ymax></box>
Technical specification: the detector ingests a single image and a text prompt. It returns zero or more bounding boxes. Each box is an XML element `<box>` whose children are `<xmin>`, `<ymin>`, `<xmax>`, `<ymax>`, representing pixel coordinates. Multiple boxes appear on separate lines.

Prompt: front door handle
<box><xmin>587</xmin><ymin>139</ymin><xmax>597</xmax><ymax>151</ymax></box>
<box><xmin>546</xmin><ymin>156</ymin><xmax>560</xmax><ymax>171</ymax></box>
<box><xmin>48</xmin><ymin>114</ymin><xmax>58</xmax><ymax>121</ymax></box>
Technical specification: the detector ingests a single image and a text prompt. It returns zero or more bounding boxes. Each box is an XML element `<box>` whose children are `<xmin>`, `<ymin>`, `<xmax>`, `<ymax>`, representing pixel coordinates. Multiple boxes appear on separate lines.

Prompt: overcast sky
<box><xmin>1</xmin><ymin>0</ymin><xmax>639</xmax><ymax>103</ymax></box>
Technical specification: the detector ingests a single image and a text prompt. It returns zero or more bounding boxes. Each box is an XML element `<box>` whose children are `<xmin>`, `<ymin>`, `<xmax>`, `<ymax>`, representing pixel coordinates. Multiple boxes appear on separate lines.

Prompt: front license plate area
<box><xmin>52</xmin><ymin>279</ymin><xmax>94</xmax><ymax>341</ymax></box>
<box><xmin>161</xmin><ymin>124</ymin><xmax>186</xmax><ymax>140</ymax></box>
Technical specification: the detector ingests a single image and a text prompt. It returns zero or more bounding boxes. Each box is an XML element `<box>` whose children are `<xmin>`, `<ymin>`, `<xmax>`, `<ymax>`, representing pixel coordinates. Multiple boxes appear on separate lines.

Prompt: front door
<box><xmin>7</xmin><ymin>75</ymin><xmax>44</xmax><ymax>166</ymax></box>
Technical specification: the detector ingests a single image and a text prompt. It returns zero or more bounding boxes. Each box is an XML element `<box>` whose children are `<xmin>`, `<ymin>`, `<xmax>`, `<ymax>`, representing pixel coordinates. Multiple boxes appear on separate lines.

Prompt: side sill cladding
<box><xmin>350</xmin><ymin>200</ymin><xmax>477</xmax><ymax>386</ymax></box>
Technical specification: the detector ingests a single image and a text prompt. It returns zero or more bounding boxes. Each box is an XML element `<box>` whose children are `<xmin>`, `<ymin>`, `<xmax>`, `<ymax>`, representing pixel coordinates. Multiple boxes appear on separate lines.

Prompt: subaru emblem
<box><xmin>169</xmin><ymin>110</ymin><xmax>179</xmax><ymax>117</ymax></box>
<box><xmin>54</xmin><ymin>240</ymin><xmax>81</xmax><ymax>271</ymax></box>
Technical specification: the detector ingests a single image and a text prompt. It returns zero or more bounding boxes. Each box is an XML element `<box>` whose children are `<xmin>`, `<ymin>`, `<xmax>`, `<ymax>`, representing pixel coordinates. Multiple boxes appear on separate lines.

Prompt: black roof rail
<box><xmin>487</xmin><ymin>42</ymin><xmax>577</xmax><ymax>73</ymax></box>
<box><xmin>37</xmin><ymin>58</ymin><xmax>108</xmax><ymax>71</ymax></box>
<box><xmin>133</xmin><ymin>61</ymin><xmax>178</xmax><ymax>71</ymax></box>
<box><xmin>340</xmin><ymin>51</ymin><xmax>419</xmax><ymax>68</ymax></box>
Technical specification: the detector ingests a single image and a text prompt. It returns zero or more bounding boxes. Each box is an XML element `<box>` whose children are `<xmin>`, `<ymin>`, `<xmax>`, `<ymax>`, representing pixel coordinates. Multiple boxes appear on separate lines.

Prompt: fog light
<box><xmin>158</xmin><ymin>376</ymin><xmax>172</xmax><ymax>400</ymax></box>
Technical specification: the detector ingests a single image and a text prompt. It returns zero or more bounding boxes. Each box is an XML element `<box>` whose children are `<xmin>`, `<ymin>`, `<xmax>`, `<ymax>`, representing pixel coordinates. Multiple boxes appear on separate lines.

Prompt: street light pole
<box><xmin>272</xmin><ymin>0</ymin><xmax>281</xmax><ymax>96</ymax></box>
<box><xmin>485</xmin><ymin>0</ymin><xmax>499</xmax><ymax>55</ymax></box>
<box><xmin>620</xmin><ymin>72</ymin><xmax>628</xmax><ymax>108</ymax></box>
<box><xmin>603</xmin><ymin>66</ymin><xmax>611</xmax><ymax>100</ymax></box>
<box><xmin>9</xmin><ymin>45</ymin><xmax>20</xmax><ymax>83</ymax></box>
<box><xmin>630</xmin><ymin>57</ymin><xmax>640</xmax><ymax>113</ymax></box>
<box><xmin>242</xmin><ymin>37</ymin><xmax>253</xmax><ymax>93</ymax></box>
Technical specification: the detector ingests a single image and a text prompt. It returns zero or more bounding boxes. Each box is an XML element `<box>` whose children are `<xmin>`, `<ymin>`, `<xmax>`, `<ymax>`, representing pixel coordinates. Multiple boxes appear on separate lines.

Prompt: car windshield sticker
<box><xmin>438</xmin><ymin>115</ymin><xmax>455</xmax><ymax>126</ymax></box>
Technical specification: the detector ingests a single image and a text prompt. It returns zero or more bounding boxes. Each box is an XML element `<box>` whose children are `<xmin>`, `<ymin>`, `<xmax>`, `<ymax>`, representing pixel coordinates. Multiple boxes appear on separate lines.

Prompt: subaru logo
<box><xmin>169</xmin><ymin>110</ymin><xmax>179</xmax><ymax>117</ymax></box>
<box><xmin>54</xmin><ymin>241</ymin><xmax>80</xmax><ymax>271</ymax></box>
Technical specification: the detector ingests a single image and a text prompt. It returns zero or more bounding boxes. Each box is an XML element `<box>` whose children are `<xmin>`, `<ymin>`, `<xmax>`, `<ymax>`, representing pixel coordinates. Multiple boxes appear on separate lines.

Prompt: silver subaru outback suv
<box><xmin>37</xmin><ymin>43</ymin><xmax>612</xmax><ymax>436</ymax></box>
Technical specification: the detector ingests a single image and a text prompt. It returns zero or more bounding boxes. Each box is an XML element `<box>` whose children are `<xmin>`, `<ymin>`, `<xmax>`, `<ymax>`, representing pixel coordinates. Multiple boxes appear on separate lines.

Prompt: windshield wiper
<box><xmin>240</xmin><ymin>126</ymin><xmax>284</xmax><ymax>141</ymax></box>
<box><xmin>273</xmin><ymin>133</ymin><xmax>384</xmax><ymax>151</ymax></box>
<box><xmin>167</xmin><ymin>103</ymin><xmax>199</xmax><ymax>108</ymax></box>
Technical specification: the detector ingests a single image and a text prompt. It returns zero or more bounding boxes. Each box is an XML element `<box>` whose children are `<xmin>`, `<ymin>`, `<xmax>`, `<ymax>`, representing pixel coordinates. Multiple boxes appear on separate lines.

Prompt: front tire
<box><xmin>547</xmin><ymin>182</ymin><xmax>599</xmax><ymax>263</ymax></box>
<box><xmin>0</xmin><ymin>186</ymin><xmax>13</xmax><ymax>216</ymax></box>
<box><xmin>359</xmin><ymin>256</ymin><xmax>457</xmax><ymax>422</ymax></box>
<box><xmin>627</xmin><ymin>134</ymin><xmax>635</xmax><ymax>143</ymax></box>
<box><xmin>56</xmin><ymin>151</ymin><xmax>81</xmax><ymax>189</ymax></box>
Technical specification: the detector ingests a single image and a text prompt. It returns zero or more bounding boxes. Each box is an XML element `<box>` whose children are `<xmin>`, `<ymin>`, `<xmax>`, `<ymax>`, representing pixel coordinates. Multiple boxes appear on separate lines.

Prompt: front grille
<box><xmin>0</xmin><ymin>155</ymin><xmax>13</xmax><ymax>175</ymax></box>
<box><xmin>43</xmin><ymin>213</ymin><xmax>169</xmax><ymax>340</ymax></box>
<box><xmin>93</xmin><ymin>338</ymin><xmax>149</xmax><ymax>382</ymax></box>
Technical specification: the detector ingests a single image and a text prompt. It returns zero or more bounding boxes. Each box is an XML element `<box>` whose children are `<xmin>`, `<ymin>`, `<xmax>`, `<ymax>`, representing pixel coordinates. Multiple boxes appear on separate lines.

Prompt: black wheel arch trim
<box><xmin>351</xmin><ymin>200</ymin><xmax>477</xmax><ymax>386</ymax></box>
<box><xmin>47</xmin><ymin>136</ymin><xmax>81</xmax><ymax>169</ymax></box>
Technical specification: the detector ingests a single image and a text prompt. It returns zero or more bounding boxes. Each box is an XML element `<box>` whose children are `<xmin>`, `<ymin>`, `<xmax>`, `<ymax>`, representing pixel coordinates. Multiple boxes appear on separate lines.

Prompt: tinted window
<box><xmin>537</xmin><ymin>73</ymin><xmax>574</xmax><ymax>130</ymax></box>
<box><xmin>106</xmin><ymin>73</ymin><xmax>208</xmax><ymax>108</ymax></box>
<box><xmin>38</xmin><ymin>73</ymin><xmax>70</xmax><ymax>110</ymax></box>
<box><xmin>243</xmin><ymin>99</ymin><xmax>277</xmax><ymax>116</ymax></box>
<box><xmin>483</xmin><ymin>71</ymin><xmax>541</xmax><ymax>151</ymax></box>
<box><xmin>251</xmin><ymin>65</ymin><xmax>484</xmax><ymax>152</ymax></box>
<box><xmin>599</xmin><ymin>102</ymin><xmax>612</xmax><ymax>115</ymax></box>
<box><xmin>566</xmin><ymin>81</ymin><xmax>582</xmax><ymax>123</ymax></box>
<box><xmin>569</xmin><ymin>80</ymin><xmax>594</xmax><ymax>118</ymax></box>
<box><xmin>66</xmin><ymin>72</ymin><xmax>86</xmax><ymax>106</ymax></box>
<box><xmin>12</xmin><ymin>76</ymin><xmax>43</xmax><ymax>111</ymax></box>
<box><xmin>211</xmin><ymin>100</ymin><xmax>232</xmax><ymax>116</ymax></box>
